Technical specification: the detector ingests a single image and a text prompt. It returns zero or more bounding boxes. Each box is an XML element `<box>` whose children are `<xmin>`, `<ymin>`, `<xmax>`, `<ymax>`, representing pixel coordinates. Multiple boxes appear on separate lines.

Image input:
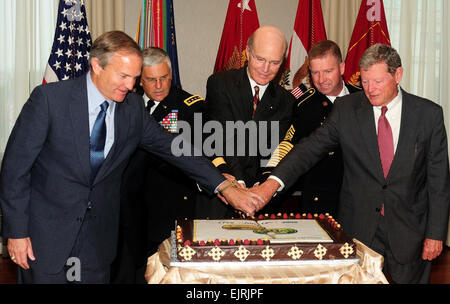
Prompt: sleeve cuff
<box><xmin>267</xmin><ymin>175</ymin><xmax>285</xmax><ymax>192</ymax></box>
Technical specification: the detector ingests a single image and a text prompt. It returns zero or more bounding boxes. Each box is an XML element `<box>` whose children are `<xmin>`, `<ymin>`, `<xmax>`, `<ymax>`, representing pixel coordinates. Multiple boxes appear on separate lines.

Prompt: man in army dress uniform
<box><xmin>262</xmin><ymin>40</ymin><xmax>360</xmax><ymax>217</ymax></box>
<box><xmin>111</xmin><ymin>47</ymin><xmax>205</xmax><ymax>283</ymax></box>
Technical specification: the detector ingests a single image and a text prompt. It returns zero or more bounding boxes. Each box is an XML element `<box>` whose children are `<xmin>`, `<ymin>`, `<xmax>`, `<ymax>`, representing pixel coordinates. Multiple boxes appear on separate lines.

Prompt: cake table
<box><xmin>145</xmin><ymin>237</ymin><xmax>388</xmax><ymax>284</ymax></box>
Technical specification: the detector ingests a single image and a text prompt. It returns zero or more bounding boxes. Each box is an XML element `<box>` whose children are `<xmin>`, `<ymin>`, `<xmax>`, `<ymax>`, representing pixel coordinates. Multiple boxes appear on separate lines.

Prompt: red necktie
<box><xmin>378</xmin><ymin>106</ymin><xmax>393</xmax><ymax>216</ymax></box>
<box><xmin>252</xmin><ymin>86</ymin><xmax>259</xmax><ymax>117</ymax></box>
<box><xmin>378</xmin><ymin>106</ymin><xmax>394</xmax><ymax>179</ymax></box>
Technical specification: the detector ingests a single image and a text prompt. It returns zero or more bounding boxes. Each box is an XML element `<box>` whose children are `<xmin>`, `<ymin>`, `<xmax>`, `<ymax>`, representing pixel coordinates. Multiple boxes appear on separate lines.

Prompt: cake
<box><xmin>173</xmin><ymin>213</ymin><xmax>357</xmax><ymax>265</ymax></box>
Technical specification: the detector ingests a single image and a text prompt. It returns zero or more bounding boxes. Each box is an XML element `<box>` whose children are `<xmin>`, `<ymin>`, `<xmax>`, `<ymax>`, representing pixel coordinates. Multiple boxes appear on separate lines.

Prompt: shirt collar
<box><xmin>87</xmin><ymin>72</ymin><xmax>113</xmax><ymax>110</ymax></box>
<box><xmin>374</xmin><ymin>85</ymin><xmax>402</xmax><ymax>111</ymax></box>
<box><xmin>143</xmin><ymin>92</ymin><xmax>161</xmax><ymax>105</ymax></box>
<box><xmin>326</xmin><ymin>81</ymin><xmax>349</xmax><ymax>103</ymax></box>
<box><xmin>247</xmin><ymin>69</ymin><xmax>269</xmax><ymax>98</ymax></box>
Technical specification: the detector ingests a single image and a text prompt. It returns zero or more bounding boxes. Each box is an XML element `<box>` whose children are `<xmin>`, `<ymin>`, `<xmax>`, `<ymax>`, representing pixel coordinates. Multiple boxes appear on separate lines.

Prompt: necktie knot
<box><xmin>252</xmin><ymin>86</ymin><xmax>260</xmax><ymax>117</ymax></box>
<box><xmin>146</xmin><ymin>99</ymin><xmax>155</xmax><ymax>113</ymax></box>
<box><xmin>100</xmin><ymin>100</ymin><xmax>109</xmax><ymax>112</ymax></box>
<box><xmin>381</xmin><ymin>106</ymin><xmax>388</xmax><ymax>116</ymax></box>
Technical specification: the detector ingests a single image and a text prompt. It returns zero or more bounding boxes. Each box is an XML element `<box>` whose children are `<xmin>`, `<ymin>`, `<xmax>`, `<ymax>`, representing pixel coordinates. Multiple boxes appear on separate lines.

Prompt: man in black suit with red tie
<box><xmin>196</xmin><ymin>26</ymin><xmax>295</xmax><ymax>219</ymax></box>
<box><xmin>250</xmin><ymin>44</ymin><xmax>450</xmax><ymax>283</ymax></box>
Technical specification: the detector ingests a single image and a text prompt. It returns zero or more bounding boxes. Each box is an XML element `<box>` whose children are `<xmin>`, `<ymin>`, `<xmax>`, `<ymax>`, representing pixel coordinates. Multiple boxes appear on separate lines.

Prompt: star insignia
<box><xmin>53</xmin><ymin>61</ymin><xmax>61</xmax><ymax>70</ymax></box>
<box><xmin>59</xmin><ymin>22</ymin><xmax>67</xmax><ymax>31</ymax></box>
<box><xmin>55</xmin><ymin>48</ymin><xmax>64</xmax><ymax>57</ymax></box>
<box><xmin>237</xmin><ymin>0</ymin><xmax>252</xmax><ymax>11</ymax></box>
<box><xmin>74</xmin><ymin>63</ymin><xmax>82</xmax><ymax>72</ymax></box>
<box><xmin>57</xmin><ymin>34</ymin><xmax>65</xmax><ymax>44</ymax></box>
<box><xmin>65</xmin><ymin>49</ymin><xmax>73</xmax><ymax>58</ymax></box>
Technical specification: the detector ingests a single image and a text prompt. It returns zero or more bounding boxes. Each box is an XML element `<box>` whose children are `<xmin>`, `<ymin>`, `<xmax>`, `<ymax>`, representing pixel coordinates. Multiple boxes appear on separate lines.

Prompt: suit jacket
<box><xmin>259</xmin><ymin>83</ymin><xmax>361</xmax><ymax>215</ymax></box>
<box><xmin>272</xmin><ymin>89</ymin><xmax>450</xmax><ymax>264</ymax></box>
<box><xmin>118</xmin><ymin>86</ymin><xmax>204</xmax><ymax>264</ymax></box>
<box><xmin>0</xmin><ymin>74</ymin><xmax>225</xmax><ymax>274</ymax></box>
<box><xmin>205</xmin><ymin>67</ymin><xmax>294</xmax><ymax>187</ymax></box>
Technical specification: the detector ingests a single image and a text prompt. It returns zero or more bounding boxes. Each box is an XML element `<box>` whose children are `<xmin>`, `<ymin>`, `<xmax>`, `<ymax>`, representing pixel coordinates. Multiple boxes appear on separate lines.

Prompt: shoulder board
<box><xmin>296</xmin><ymin>88</ymin><xmax>316</xmax><ymax>107</ymax></box>
<box><xmin>346</xmin><ymin>82</ymin><xmax>362</xmax><ymax>92</ymax></box>
<box><xmin>184</xmin><ymin>94</ymin><xmax>204</xmax><ymax>106</ymax></box>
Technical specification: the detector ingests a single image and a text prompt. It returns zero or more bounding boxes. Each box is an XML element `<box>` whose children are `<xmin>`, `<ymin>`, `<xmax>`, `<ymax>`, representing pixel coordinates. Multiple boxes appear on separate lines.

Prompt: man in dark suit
<box><xmin>111</xmin><ymin>47</ymin><xmax>205</xmax><ymax>283</ymax></box>
<box><xmin>0</xmin><ymin>31</ymin><xmax>263</xmax><ymax>284</ymax></box>
<box><xmin>250</xmin><ymin>44</ymin><xmax>450</xmax><ymax>283</ymax></box>
<box><xmin>196</xmin><ymin>26</ymin><xmax>295</xmax><ymax>219</ymax></box>
<box><xmin>261</xmin><ymin>40</ymin><xmax>361</xmax><ymax>216</ymax></box>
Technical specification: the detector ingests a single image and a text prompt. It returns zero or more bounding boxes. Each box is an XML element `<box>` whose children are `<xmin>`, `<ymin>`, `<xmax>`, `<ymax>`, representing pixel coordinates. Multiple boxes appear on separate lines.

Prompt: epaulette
<box><xmin>346</xmin><ymin>82</ymin><xmax>362</xmax><ymax>92</ymax></box>
<box><xmin>296</xmin><ymin>88</ymin><xmax>316</xmax><ymax>107</ymax></box>
<box><xmin>184</xmin><ymin>94</ymin><xmax>204</xmax><ymax>106</ymax></box>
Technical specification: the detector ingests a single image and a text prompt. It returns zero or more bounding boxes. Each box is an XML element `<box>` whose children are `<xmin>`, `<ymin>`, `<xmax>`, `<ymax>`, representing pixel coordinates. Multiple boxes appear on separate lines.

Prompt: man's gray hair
<box><xmin>359</xmin><ymin>43</ymin><xmax>402</xmax><ymax>76</ymax></box>
<box><xmin>142</xmin><ymin>47</ymin><xmax>172</xmax><ymax>70</ymax></box>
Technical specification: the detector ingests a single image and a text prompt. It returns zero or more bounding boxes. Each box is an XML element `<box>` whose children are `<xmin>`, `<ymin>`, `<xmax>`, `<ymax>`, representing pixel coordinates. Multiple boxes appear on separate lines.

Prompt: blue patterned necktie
<box><xmin>90</xmin><ymin>101</ymin><xmax>109</xmax><ymax>184</ymax></box>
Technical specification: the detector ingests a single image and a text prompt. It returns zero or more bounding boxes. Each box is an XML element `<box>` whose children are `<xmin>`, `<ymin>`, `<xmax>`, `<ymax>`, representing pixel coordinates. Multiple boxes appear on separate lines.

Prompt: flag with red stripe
<box><xmin>136</xmin><ymin>0</ymin><xmax>182</xmax><ymax>88</ymax></box>
<box><xmin>281</xmin><ymin>0</ymin><xmax>327</xmax><ymax>90</ymax></box>
<box><xmin>344</xmin><ymin>0</ymin><xmax>391</xmax><ymax>85</ymax></box>
<box><xmin>213</xmin><ymin>0</ymin><xmax>260</xmax><ymax>73</ymax></box>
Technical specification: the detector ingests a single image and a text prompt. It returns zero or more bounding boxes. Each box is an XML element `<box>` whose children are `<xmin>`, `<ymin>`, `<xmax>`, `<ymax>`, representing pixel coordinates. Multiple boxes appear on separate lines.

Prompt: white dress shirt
<box><xmin>373</xmin><ymin>86</ymin><xmax>402</xmax><ymax>153</ymax></box>
<box><xmin>247</xmin><ymin>69</ymin><xmax>269</xmax><ymax>99</ymax></box>
<box><xmin>326</xmin><ymin>81</ymin><xmax>350</xmax><ymax>103</ymax></box>
<box><xmin>87</xmin><ymin>72</ymin><xmax>116</xmax><ymax>158</ymax></box>
<box><xmin>270</xmin><ymin>86</ymin><xmax>403</xmax><ymax>192</ymax></box>
<box><xmin>143</xmin><ymin>92</ymin><xmax>160</xmax><ymax>114</ymax></box>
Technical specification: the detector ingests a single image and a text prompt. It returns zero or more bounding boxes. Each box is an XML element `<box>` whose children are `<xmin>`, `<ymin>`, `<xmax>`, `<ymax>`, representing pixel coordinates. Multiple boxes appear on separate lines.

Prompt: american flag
<box><xmin>43</xmin><ymin>0</ymin><xmax>92</xmax><ymax>84</ymax></box>
<box><xmin>291</xmin><ymin>83</ymin><xmax>308</xmax><ymax>99</ymax></box>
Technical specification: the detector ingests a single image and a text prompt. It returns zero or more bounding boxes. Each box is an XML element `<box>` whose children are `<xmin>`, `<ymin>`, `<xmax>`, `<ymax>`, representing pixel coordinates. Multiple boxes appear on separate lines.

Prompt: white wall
<box><xmin>124</xmin><ymin>0</ymin><xmax>299</xmax><ymax>97</ymax></box>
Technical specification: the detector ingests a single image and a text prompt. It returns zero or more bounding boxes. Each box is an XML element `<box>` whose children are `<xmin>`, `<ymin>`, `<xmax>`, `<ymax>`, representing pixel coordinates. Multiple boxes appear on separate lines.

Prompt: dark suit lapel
<box><xmin>69</xmin><ymin>75</ymin><xmax>91</xmax><ymax>184</ymax></box>
<box><xmin>355</xmin><ymin>94</ymin><xmax>384</xmax><ymax>179</ymax></box>
<box><xmin>387</xmin><ymin>89</ymin><xmax>418</xmax><ymax>179</ymax></box>
<box><xmin>255</xmin><ymin>82</ymin><xmax>279</xmax><ymax>121</ymax></box>
<box><xmin>236</xmin><ymin>68</ymin><xmax>254</xmax><ymax>120</ymax></box>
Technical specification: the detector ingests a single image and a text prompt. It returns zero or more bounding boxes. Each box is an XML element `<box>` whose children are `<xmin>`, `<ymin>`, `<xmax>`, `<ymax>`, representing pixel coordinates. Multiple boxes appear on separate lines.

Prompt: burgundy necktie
<box><xmin>378</xmin><ymin>106</ymin><xmax>393</xmax><ymax>216</ymax></box>
<box><xmin>252</xmin><ymin>85</ymin><xmax>259</xmax><ymax>117</ymax></box>
<box><xmin>378</xmin><ymin>106</ymin><xmax>394</xmax><ymax>179</ymax></box>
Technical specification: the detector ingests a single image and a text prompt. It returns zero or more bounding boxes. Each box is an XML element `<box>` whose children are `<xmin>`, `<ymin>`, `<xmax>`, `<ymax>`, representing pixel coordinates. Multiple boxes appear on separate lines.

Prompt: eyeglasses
<box><xmin>143</xmin><ymin>74</ymin><xmax>171</xmax><ymax>85</ymax></box>
<box><xmin>249</xmin><ymin>50</ymin><xmax>283</xmax><ymax>68</ymax></box>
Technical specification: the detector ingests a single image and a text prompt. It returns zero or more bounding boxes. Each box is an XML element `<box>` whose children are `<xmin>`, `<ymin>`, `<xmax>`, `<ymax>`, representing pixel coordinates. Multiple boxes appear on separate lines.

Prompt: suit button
<box><xmin>76</xmin><ymin>217</ymin><xmax>83</xmax><ymax>222</ymax></box>
<box><xmin>375</xmin><ymin>207</ymin><xmax>381</xmax><ymax>212</ymax></box>
<box><xmin>313</xmin><ymin>197</ymin><xmax>319</xmax><ymax>202</ymax></box>
<box><xmin>382</xmin><ymin>185</ymin><xmax>387</xmax><ymax>189</ymax></box>
<box><xmin>183</xmin><ymin>196</ymin><xmax>188</xmax><ymax>200</ymax></box>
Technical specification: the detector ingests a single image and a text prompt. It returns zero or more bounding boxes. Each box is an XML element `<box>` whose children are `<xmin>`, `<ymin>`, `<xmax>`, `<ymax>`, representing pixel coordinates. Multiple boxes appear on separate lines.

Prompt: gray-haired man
<box><xmin>250</xmin><ymin>43</ymin><xmax>450</xmax><ymax>283</ymax></box>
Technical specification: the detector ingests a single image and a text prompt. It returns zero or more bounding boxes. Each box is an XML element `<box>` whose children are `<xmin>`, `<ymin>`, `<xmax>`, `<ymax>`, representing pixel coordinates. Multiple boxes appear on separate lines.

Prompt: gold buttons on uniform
<box><xmin>314</xmin><ymin>197</ymin><xmax>319</xmax><ymax>202</ymax></box>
